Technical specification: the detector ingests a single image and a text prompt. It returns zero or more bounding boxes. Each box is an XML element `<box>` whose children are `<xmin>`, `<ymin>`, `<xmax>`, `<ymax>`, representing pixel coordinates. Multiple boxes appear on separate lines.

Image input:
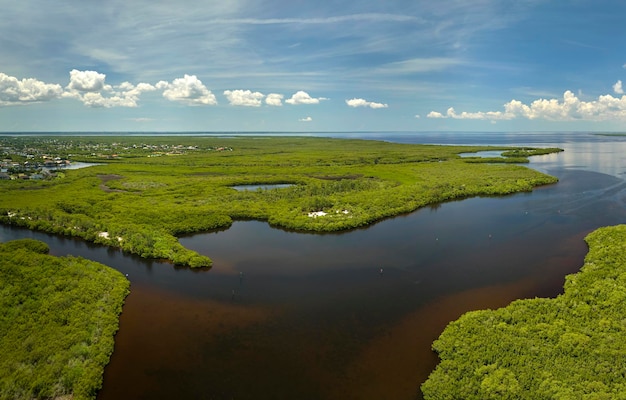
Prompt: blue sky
<box><xmin>1</xmin><ymin>0</ymin><xmax>626</xmax><ymax>132</ymax></box>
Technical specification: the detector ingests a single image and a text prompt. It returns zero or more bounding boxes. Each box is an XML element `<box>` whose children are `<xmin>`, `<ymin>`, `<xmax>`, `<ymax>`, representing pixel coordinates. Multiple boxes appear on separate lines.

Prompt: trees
<box><xmin>422</xmin><ymin>225</ymin><xmax>626</xmax><ymax>399</ymax></box>
<box><xmin>0</xmin><ymin>239</ymin><xmax>130</xmax><ymax>400</ymax></box>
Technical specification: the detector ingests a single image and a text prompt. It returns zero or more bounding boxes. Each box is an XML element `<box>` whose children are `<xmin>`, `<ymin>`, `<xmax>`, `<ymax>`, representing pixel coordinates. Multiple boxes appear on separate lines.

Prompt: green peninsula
<box><xmin>422</xmin><ymin>225</ymin><xmax>626</xmax><ymax>399</ymax></box>
<box><xmin>0</xmin><ymin>136</ymin><xmax>561</xmax><ymax>267</ymax></box>
<box><xmin>0</xmin><ymin>238</ymin><xmax>129</xmax><ymax>400</ymax></box>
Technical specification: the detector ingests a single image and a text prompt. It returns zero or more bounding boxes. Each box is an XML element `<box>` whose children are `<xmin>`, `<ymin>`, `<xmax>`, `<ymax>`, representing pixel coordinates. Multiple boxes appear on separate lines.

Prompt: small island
<box><xmin>0</xmin><ymin>238</ymin><xmax>129</xmax><ymax>400</ymax></box>
<box><xmin>0</xmin><ymin>135</ymin><xmax>562</xmax><ymax>267</ymax></box>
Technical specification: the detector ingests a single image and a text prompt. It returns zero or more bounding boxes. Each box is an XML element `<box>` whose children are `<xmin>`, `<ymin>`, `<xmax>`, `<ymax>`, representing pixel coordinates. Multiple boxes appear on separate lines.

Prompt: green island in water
<box><xmin>4</xmin><ymin>135</ymin><xmax>624</xmax><ymax>399</ymax></box>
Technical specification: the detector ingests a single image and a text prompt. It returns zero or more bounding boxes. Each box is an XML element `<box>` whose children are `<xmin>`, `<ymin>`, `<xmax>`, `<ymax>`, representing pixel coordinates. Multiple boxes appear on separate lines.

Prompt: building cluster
<box><xmin>0</xmin><ymin>157</ymin><xmax>70</xmax><ymax>180</ymax></box>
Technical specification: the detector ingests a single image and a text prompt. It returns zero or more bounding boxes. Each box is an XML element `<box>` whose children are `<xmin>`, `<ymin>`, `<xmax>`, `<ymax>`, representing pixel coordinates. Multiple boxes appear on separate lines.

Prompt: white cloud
<box><xmin>414</xmin><ymin>114</ymin><xmax>421</xmax><ymax>118</ymax></box>
<box><xmin>0</xmin><ymin>73</ymin><xmax>63</xmax><ymax>105</ymax></box>
<box><xmin>265</xmin><ymin>93</ymin><xmax>284</xmax><ymax>106</ymax></box>
<box><xmin>80</xmin><ymin>92</ymin><xmax>130</xmax><ymax>108</ymax></box>
<box><xmin>427</xmin><ymin>90</ymin><xmax>626</xmax><ymax>122</ymax></box>
<box><xmin>77</xmin><ymin>82</ymin><xmax>156</xmax><ymax>108</ymax></box>
<box><xmin>345</xmin><ymin>98</ymin><xmax>388</xmax><ymax>109</ymax></box>
<box><xmin>63</xmin><ymin>70</ymin><xmax>156</xmax><ymax>108</ymax></box>
<box><xmin>613</xmin><ymin>80</ymin><xmax>624</xmax><ymax>95</ymax></box>
<box><xmin>426</xmin><ymin>111</ymin><xmax>445</xmax><ymax>118</ymax></box>
<box><xmin>67</xmin><ymin>69</ymin><xmax>106</xmax><ymax>92</ymax></box>
<box><xmin>286</xmin><ymin>91</ymin><xmax>326</xmax><ymax>105</ymax></box>
<box><xmin>223</xmin><ymin>89</ymin><xmax>264</xmax><ymax>107</ymax></box>
<box><xmin>299</xmin><ymin>116</ymin><xmax>313</xmax><ymax>122</ymax></box>
<box><xmin>156</xmin><ymin>75</ymin><xmax>217</xmax><ymax>105</ymax></box>
<box><xmin>440</xmin><ymin>107</ymin><xmax>512</xmax><ymax>120</ymax></box>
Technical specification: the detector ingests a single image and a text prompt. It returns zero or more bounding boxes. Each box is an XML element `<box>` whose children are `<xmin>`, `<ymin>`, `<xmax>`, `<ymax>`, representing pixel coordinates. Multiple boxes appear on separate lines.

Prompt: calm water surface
<box><xmin>2</xmin><ymin>132</ymin><xmax>626</xmax><ymax>399</ymax></box>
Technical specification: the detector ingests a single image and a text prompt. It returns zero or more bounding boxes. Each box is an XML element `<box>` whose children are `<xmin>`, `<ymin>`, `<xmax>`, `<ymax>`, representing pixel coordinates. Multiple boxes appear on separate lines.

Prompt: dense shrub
<box><xmin>422</xmin><ymin>225</ymin><xmax>626</xmax><ymax>399</ymax></box>
<box><xmin>0</xmin><ymin>239</ymin><xmax>130</xmax><ymax>400</ymax></box>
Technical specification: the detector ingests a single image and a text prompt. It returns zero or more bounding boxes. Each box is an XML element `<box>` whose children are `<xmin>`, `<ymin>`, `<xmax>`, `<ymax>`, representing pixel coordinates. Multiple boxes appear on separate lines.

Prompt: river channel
<box><xmin>2</xmin><ymin>132</ymin><xmax>626</xmax><ymax>399</ymax></box>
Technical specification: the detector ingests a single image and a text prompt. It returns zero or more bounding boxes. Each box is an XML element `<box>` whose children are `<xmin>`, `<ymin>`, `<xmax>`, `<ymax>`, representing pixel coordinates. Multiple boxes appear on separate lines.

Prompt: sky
<box><xmin>1</xmin><ymin>0</ymin><xmax>626</xmax><ymax>132</ymax></box>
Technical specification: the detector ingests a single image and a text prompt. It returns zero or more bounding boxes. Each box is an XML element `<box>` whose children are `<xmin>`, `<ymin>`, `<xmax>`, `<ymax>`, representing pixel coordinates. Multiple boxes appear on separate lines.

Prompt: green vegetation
<box><xmin>422</xmin><ymin>225</ymin><xmax>626</xmax><ymax>400</ymax></box>
<box><xmin>461</xmin><ymin>147</ymin><xmax>564</xmax><ymax>164</ymax></box>
<box><xmin>500</xmin><ymin>147</ymin><xmax>563</xmax><ymax>158</ymax></box>
<box><xmin>0</xmin><ymin>238</ymin><xmax>130</xmax><ymax>400</ymax></box>
<box><xmin>0</xmin><ymin>136</ymin><xmax>561</xmax><ymax>267</ymax></box>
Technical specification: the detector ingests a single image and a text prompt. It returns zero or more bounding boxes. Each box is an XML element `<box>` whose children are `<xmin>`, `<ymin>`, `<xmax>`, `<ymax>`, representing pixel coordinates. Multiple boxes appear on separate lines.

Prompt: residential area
<box><xmin>0</xmin><ymin>136</ymin><xmax>235</xmax><ymax>180</ymax></box>
<box><xmin>0</xmin><ymin>157</ymin><xmax>70</xmax><ymax>180</ymax></box>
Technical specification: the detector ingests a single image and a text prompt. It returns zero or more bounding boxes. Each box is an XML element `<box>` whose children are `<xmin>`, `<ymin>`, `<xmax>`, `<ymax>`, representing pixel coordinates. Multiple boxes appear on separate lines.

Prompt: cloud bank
<box><xmin>5</xmin><ymin>69</ymin><xmax>626</xmax><ymax>126</ymax></box>
<box><xmin>428</xmin><ymin>91</ymin><xmax>626</xmax><ymax>122</ymax></box>
<box><xmin>1</xmin><ymin>71</ymin><xmax>335</xmax><ymax>111</ymax></box>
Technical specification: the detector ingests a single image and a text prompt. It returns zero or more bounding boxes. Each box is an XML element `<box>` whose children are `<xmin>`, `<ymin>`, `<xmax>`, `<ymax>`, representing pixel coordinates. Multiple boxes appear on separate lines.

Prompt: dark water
<box><xmin>2</xmin><ymin>132</ymin><xmax>626</xmax><ymax>399</ymax></box>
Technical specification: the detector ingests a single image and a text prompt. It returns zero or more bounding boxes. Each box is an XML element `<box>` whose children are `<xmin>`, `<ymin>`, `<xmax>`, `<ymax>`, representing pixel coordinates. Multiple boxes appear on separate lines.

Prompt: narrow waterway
<box><xmin>2</xmin><ymin>132</ymin><xmax>625</xmax><ymax>399</ymax></box>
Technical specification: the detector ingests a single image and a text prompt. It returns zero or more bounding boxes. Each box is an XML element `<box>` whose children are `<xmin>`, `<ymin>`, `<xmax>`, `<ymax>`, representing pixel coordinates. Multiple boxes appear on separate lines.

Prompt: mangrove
<box><xmin>0</xmin><ymin>136</ymin><xmax>562</xmax><ymax>267</ymax></box>
<box><xmin>422</xmin><ymin>224</ymin><xmax>626</xmax><ymax>399</ymax></box>
<box><xmin>0</xmin><ymin>238</ymin><xmax>130</xmax><ymax>400</ymax></box>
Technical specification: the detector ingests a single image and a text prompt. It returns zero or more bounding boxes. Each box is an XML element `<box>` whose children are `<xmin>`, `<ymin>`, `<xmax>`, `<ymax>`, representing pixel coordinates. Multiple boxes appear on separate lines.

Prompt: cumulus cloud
<box><xmin>265</xmin><ymin>93</ymin><xmax>284</xmax><ymax>106</ymax></box>
<box><xmin>63</xmin><ymin>69</ymin><xmax>157</xmax><ymax>108</ymax></box>
<box><xmin>426</xmin><ymin>111</ymin><xmax>445</xmax><ymax>118</ymax></box>
<box><xmin>223</xmin><ymin>89</ymin><xmax>264</xmax><ymax>107</ymax></box>
<box><xmin>67</xmin><ymin>69</ymin><xmax>107</xmax><ymax>92</ymax></box>
<box><xmin>299</xmin><ymin>116</ymin><xmax>313</xmax><ymax>122</ymax></box>
<box><xmin>286</xmin><ymin>91</ymin><xmax>326</xmax><ymax>105</ymax></box>
<box><xmin>0</xmin><ymin>73</ymin><xmax>63</xmax><ymax>105</ymax></box>
<box><xmin>613</xmin><ymin>80</ymin><xmax>624</xmax><ymax>95</ymax></box>
<box><xmin>79</xmin><ymin>82</ymin><xmax>157</xmax><ymax>108</ymax></box>
<box><xmin>156</xmin><ymin>75</ymin><xmax>217</xmax><ymax>105</ymax></box>
<box><xmin>345</xmin><ymin>98</ymin><xmax>388</xmax><ymax>109</ymax></box>
<box><xmin>427</xmin><ymin>90</ymin><xmax>626</xmax><ymax>122</ymax></box>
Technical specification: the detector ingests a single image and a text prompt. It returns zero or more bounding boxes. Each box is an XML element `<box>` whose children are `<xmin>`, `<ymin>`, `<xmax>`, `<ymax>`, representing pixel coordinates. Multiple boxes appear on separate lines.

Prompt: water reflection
<box><xmin>2</xmin><ymin>132</ymin><xmax>626</xmax><ymax>399</ymax></box>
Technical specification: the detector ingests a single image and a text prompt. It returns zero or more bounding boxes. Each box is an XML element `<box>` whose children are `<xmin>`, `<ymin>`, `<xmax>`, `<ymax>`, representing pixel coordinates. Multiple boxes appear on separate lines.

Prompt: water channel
<box><xmin>2</xmin><ymin>132</ymin><xmax>626</xmax><ymax>399</ymax></box>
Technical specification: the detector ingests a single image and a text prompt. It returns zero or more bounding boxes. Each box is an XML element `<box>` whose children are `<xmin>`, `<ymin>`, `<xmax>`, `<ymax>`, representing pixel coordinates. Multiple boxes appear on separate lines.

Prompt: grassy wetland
<box><xmin>0</xmin><ymin>136</ymin><xmax>561</xmax><ymax>267</ymax></box>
